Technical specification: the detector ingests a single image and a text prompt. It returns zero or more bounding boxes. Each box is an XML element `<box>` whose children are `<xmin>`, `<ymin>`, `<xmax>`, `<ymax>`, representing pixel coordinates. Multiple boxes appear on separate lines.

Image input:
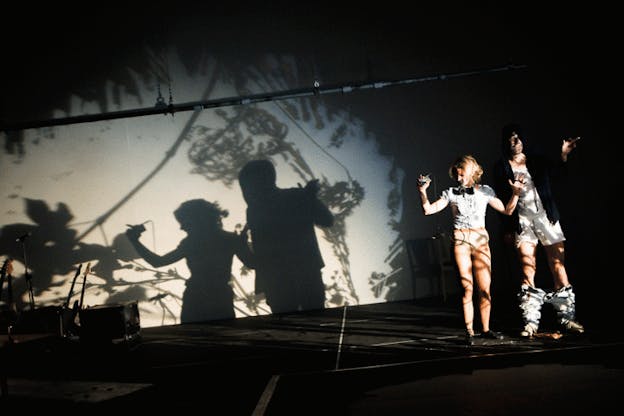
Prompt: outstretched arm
<box><xmin>305</xmin><ymin>179</ymin><xmax>335</xmax><ymax>227</ymax></box>
<box><xmin>418</xmin><ymin>175</ymin><xmax>448</xmax><ymax>215</ymax></box>
<box><xmin>488</xmin><ymin>179</ymin><xmax>524</xmax><ymax>215</ymax></box>
<box><xmin>126</xmin><ymin>225</ymin><xmax>183</xmax><ymax>267</ymax></box>
<box><xmin>312</xmin><ymin>199</ymin><xmax>334</xmax><ymax>227</ymax></box>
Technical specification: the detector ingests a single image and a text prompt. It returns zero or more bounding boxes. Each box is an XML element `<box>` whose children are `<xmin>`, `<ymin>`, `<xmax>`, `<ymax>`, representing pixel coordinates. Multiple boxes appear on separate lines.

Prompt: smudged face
<box><xmin>456</xmin><ymin>162</ymin><xmax>476</xmax><ymax>187</ymax></box>
<box><xmin>508</xmin><ymin>131</ymin><xmax>523</xmax><ymax>156</ymax></box>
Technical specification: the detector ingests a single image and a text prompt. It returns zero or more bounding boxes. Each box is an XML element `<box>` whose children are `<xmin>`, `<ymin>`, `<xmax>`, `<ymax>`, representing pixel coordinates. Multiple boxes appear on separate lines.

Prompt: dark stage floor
<box><xmin>2</xmin><ymin>299</ymin><xmax>622</xmax><ymax>414</ymax></box>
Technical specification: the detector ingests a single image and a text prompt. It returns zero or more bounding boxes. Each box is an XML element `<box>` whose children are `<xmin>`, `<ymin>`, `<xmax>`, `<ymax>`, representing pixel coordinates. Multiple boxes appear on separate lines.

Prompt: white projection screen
<box><xmin>0</xmin><ymin>52</ymin><xmax>414</xmax><ymax>328</ymax></box>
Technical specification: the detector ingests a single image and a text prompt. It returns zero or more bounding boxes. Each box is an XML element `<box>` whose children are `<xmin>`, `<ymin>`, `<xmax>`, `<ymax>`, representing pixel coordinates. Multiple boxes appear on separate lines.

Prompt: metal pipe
<box><xmin>0</xmin><ymin>64</ymin><xmax>526</xmax><ymax>132</ymax></box>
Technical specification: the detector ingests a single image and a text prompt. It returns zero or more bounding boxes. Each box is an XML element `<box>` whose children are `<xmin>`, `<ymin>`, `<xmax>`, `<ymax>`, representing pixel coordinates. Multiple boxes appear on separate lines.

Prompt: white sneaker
<box><xmin>520</xmin><ymin>323</ymin><xmax>538</xmax><ymax>338</ymax></box>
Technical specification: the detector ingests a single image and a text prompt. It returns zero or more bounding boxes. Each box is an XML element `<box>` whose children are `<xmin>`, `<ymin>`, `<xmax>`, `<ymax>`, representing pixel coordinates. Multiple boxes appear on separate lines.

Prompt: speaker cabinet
<box><xmin>79</xmin><ymin>302</ymin><xmax>140</xmax><ymax>343</ymax></box>
<box><xmin>12</xmin><ymin>306</ymin><xmax>64</xmax><ymax>336</ymax></box>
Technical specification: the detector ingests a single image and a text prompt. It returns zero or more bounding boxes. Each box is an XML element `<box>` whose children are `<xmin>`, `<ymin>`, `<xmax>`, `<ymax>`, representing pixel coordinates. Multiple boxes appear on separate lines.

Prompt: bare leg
<box><xmin>473</xmin><ymin>243</ymin><xmax>493</xmax><ymax>333</ymax></box>
<box><xmin>544</xmin><ymin>242</ymin><xmax>569</xmax><ymax>289</ymax></box>
<box><xmin>454</xmin><ymin>243</ymin><xmax>474</xmax><ymax>334</ymax></box>
<box><xmin>517</xmin><ymin>242</ymin><xmax>537</xmax><ymax>287</ymax></box>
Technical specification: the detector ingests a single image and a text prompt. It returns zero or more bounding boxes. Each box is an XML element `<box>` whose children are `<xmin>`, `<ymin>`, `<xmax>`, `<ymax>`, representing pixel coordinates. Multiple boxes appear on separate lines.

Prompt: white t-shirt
<box><xmin>441</xmin><ymin>184</ymin><xmax>496</xmax><ymax>229</ymax></box>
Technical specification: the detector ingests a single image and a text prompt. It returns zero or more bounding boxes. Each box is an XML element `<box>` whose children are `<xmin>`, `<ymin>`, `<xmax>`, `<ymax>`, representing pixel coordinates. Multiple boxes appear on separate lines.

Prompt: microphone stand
<box><xmin>61</xmin><ymin>264</ymin><xmax>82</xmax><ymax>337</ymax></box>
<box><xmin>18</xmin><ymin>238</ymin><xmax>35</xmax><ymax>310</ymax></box>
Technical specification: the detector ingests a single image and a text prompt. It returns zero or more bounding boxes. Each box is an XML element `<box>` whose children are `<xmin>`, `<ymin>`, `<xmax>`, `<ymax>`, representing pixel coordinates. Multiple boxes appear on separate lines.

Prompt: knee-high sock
<box><xmin>518</xmin><ymin>284</ymin><xmax>545</xmax><ymax>327</ymax></box>
<box><xmin>545</xmin><ymin>285</ymin><xmax>576</xmax><ymax>325</ymax></box>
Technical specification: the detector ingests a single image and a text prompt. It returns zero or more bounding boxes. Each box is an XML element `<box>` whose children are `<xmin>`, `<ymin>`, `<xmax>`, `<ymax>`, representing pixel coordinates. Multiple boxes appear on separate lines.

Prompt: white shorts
<box><xmin>516</xmin><ymin>213</ymin><xmax>566</xmax><ymax>247</ymax></box>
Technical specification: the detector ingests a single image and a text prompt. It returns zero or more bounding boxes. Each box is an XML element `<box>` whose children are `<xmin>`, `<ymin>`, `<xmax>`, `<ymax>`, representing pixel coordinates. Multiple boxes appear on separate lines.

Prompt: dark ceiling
<box><xmin>1</xmin><ymin>3</ymin><xmax>612</xmax><ymax>127</ymax></box>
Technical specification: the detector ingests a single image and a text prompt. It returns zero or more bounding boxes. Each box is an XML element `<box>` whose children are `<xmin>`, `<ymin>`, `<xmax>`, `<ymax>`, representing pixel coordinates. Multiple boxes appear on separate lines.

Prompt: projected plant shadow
<box><xmin>185</xmin><ymin>105</ymin><xmax>365</xmax><ymax>307</ymax></box>
<box><xmin>0</xmin><ymin>198</ymin><xmax>147</xmax><ymax>310</ymax></box>
<box><xmin>1</xmin><ymin>54</ymin><xmax>407</xmax><ymax>324</ymax></box>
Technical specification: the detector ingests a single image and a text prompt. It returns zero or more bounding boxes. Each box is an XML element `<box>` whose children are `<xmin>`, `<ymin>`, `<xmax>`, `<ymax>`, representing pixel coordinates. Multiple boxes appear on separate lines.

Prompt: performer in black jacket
<box><xmin>492</xmin><ymin>123</ymin><xmax>584</xmax><ymax>337</ymax></box>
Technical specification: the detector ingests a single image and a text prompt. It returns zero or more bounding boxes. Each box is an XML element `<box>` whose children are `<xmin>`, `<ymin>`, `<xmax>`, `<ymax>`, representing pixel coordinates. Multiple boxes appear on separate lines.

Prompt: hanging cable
<box><xmin>274</xmin><ymin>98</ymin><xmax>353</xmax><ymax>184</ymax></box>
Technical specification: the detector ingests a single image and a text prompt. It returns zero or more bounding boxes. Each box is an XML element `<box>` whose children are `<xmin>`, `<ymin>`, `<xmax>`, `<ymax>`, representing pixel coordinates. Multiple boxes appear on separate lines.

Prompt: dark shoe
<box><xmin>480</xmin><ymin>330</ymin><xmax>504</xmax><ymax>340</ymax></box>
<box><xmin>465</xmin><ymin>331</ymin><xmax>475</xmax><ymax>346</ymax></box>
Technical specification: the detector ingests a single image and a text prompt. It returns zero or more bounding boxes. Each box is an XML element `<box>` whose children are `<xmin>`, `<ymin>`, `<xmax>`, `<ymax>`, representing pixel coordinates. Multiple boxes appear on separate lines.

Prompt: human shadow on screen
<box><xmin>126</xmin><ymin>199</ymin><xmax>254</xmax><ymax>323</ymax></box>
<box><xmin>238</xmin><ymin>159</ymin><xmax>335</xmax><ymax>314</ymax></box>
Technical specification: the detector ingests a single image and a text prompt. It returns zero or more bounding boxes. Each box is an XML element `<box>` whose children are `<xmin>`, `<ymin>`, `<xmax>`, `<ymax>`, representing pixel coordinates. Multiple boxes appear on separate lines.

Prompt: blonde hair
<box><xmin>448</xmin><ymin>155</ymin><xmax>483</xmax><ymax>184</ymax></box>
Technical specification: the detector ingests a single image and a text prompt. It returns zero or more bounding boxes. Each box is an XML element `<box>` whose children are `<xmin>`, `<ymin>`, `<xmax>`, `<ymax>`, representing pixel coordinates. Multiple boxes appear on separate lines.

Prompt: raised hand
<box><xmin>562</xmin><ymin>136</ymin><xmax>581</xmax><ymax>158</ymax></box>
<box><xmin>125</xmin><ymin>223</ymin><xmax>146</xmax><ymax>240</ymax></box>
<box><xmin>508</xmin><ymin>176</ymin><xmax>525</xmax><ymax>195</ymax></box>
<box><xmin>417</xmin><ymin>174</ymin><xmax>431</xmax><ymax>190</ymax></box>
<box><xmin>304</xmin><ymin>179</ymin><xmax>320</xmax><ymax>197</ymax></box>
